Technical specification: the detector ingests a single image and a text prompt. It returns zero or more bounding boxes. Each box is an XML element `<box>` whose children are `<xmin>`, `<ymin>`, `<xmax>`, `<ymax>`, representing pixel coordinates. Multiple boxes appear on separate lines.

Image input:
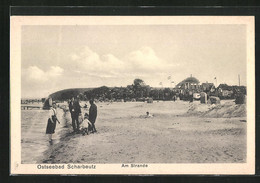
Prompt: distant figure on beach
<box><xmin>189</xmin><ymin>95</ymin><xmax>193</xmax><ymax>103</ymax></box>
<box><xmin>145</xmin><ymin>111</ymin><xmax>153</xmax><ymax>118</ymax></box>
<box><xmin>69</xmin><ymin>97</ymin><xmax>82</xmax><ymax>133</ymax></box>
<box><xmin>43</xmin><ymin>97</ymin><xmax>53</xmax><ymax>110</ymax></box>
<box><xmin>89</xmin><ymin>100</ymin><xmax>97</xmax><ymax>133</ymax></box>
<box><xmin>46</xmin><ymin>103</ymin><xmax>60</xmax><ymax>145</ymax></box>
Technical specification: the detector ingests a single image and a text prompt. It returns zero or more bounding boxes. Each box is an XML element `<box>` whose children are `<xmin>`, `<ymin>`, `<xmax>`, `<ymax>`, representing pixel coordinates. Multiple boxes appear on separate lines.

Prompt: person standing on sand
<box><xmin>89</xmin><ymin>100</ymin><xmax>97</xmax><ymax>133</ymax></box>
<box><xmin>46</xmin><ymin>104</ymin><xmax>60</xmax><ymax>145</ymax></box>
<box><xmin>69</xmin><ymin>97</ymin><xmax>81</xmax><ymax>133</ymax></box>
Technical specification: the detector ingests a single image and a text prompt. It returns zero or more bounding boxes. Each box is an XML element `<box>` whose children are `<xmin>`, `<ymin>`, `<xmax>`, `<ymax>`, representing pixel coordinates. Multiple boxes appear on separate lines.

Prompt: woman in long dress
<box><xmin>46</xmin><ymin>104</ymin><xmax>60</xmax><ymax>144</ymax></box>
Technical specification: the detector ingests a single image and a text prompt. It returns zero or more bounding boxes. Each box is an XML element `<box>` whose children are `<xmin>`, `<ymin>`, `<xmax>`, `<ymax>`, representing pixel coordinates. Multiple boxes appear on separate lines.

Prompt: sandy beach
<box><xmin>35</xmin><ymin>100</ymin><xmax>246</xmax><ymax>164</ymax></box>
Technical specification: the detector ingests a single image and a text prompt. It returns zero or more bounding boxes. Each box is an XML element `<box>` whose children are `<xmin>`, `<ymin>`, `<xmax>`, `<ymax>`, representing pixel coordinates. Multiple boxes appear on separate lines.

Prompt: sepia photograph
<box><xmin>10</xmin><ymin>16</ymin><xmax>255</xmax><ymax>174</ymax></box>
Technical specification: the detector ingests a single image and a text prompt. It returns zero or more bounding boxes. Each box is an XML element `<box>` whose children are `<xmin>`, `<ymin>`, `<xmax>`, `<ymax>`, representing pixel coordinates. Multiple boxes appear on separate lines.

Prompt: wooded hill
<box><xmin>49</xmin><ymin>88</ymin><xmax>93</xmax><ymax>101</ymax></box>
<box><xmin>48</xmin><ymin>79</ymin><xmax>176</xmax><ymax>101</ymax></box>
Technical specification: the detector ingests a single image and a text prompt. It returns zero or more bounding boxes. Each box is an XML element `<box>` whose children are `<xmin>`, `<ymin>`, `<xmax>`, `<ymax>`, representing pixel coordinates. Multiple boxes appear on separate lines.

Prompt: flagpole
<box><xmin>238</xmin><ymin>74</ymin><xmax>240</xmax><ymax>86</ymax></box>
<box><xmin>159</xmin><ymin>82</ymin><xmax>162</xmax><ymax>100</ymax></box>
<box><xmin>168</xmin><ymin>75</ymin><xmax>172</xmax><ymax>88</ymax></box>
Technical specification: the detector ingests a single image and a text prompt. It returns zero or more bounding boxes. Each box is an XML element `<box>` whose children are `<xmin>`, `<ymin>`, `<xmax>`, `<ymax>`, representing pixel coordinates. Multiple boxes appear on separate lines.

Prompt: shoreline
<box><xmin>36</xmin><ymin>101</ymin><xmax>246</xmax><ymax>164</ymax></box>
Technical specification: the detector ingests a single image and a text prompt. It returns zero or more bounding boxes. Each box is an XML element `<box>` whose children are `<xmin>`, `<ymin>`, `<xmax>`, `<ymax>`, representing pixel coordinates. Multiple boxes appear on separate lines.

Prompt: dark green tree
<box><xmin>133</xmin><ymin>78</ymin><xmax>146</xmax><ymax>98</ymax></box>
<box><xmin>134</xmin><ymin>78</ymin><xmax>145</xmax><ymax>86</ymax></box>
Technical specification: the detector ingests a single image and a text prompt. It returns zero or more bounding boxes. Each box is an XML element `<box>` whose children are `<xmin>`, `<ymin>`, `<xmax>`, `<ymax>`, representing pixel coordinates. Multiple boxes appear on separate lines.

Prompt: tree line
<box><xmin>83</xmin><ymin>79</ymin><xmax>176</xmax><ymax>102</ymax></box>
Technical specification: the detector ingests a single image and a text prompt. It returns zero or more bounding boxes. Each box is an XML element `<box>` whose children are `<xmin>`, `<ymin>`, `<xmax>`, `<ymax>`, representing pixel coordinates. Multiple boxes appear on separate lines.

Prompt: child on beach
<box><xmin>46</xmin><ymin>104</ymin><xmax>60</xmax><ymax>144</ymax></box>
<box><xmin>80</xmin><ymin>113</ymin><xmax>94</xmax><ymax>135</ymax></box>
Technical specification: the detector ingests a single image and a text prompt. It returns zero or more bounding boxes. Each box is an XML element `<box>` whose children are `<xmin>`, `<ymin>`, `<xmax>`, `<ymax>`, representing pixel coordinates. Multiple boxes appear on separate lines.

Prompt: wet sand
<box><xmin>39</xmin><ymin>100</ymin><xmax>246</xmax><ymax>164</ymax></box>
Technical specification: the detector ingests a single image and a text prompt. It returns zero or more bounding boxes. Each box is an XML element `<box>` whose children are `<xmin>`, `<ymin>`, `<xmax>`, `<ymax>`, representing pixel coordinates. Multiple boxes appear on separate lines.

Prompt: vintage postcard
<box><xmin>10</xmin><ymin>16</ymin><xmax>255</xmax><ymax>174</ymax></box>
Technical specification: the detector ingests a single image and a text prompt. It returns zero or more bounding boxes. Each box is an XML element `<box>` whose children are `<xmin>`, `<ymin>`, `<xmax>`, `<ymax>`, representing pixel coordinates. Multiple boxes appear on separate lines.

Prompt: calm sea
<box><xmin>21</xmin><ymin>108</ymin><xmax>69</xmax><ymax>164</ymax></box>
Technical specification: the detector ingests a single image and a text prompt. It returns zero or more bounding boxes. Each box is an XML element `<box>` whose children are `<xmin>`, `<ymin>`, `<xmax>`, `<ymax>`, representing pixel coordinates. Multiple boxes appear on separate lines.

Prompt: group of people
<box><xmin>45</xmin><ymin>97</ymin><xmax>98</xmax><ymax>144</ymax></box>
<box><xmin>69</xmin><ymin>97</ymin><xmax>97</xmax><ymax>134</ymax></box>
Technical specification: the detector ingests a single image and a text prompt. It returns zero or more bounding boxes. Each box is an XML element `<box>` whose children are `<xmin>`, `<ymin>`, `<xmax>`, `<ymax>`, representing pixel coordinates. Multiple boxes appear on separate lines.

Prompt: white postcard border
<box><xmin>10</xmin><ymin>16</ymin><xmax>255</xmax><ymax>175</ymax></box>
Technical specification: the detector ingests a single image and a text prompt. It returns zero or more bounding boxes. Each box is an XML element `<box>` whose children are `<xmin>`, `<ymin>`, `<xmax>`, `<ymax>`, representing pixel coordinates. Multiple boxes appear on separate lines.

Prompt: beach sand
<box><xmin>39</xmin><ymin>100</ymin><xmax>246</xmax><ymax>164</ymax></box>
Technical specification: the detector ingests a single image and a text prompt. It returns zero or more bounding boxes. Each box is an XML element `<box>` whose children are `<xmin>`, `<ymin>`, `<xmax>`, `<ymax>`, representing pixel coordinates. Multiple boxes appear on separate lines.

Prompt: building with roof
<box><xmin>175</xmin><ymin>75</ymin><xmax>201</xmax><ymax>100</ymax></box>
<box><xmin>201</xmin><ymin>82</ymin><xmax>215</xmax><ymax>92</ymax></box>
<box><xmin>175</xmin><ymin>75</ymin><xmax>200</xmax><ymax>91</ymax></box>
<box><xmin>217</xmin><ymin>84</ymin><xmax>234</xmax><ymax>99</ymax></box>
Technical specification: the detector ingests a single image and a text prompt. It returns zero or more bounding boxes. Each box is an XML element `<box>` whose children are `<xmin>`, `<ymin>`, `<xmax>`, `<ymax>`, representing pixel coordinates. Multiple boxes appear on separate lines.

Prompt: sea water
<box><xmin>21</xmin><ymin>108</ymin><xmax>68</xmax><ymax>164</ymax></box>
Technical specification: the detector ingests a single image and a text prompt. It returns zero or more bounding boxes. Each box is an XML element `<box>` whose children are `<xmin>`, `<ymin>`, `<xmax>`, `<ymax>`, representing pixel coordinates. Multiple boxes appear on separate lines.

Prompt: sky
<box><xmin>21</xmin><ymin>24</ymin><xmax>247</xmax><ymax>98</ymax></box>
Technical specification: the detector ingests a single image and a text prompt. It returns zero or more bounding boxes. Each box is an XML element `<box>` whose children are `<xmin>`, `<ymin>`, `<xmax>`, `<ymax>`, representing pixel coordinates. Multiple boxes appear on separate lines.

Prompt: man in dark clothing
<box><xmin>69</xmin><ymin>97</ymin><xmax>81</xmax><ymax>132</ymax></box>
<box><xmin>89</xmin><ymin>100</ymin><xmax>97</xmax><ymax>133</ymax></box>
